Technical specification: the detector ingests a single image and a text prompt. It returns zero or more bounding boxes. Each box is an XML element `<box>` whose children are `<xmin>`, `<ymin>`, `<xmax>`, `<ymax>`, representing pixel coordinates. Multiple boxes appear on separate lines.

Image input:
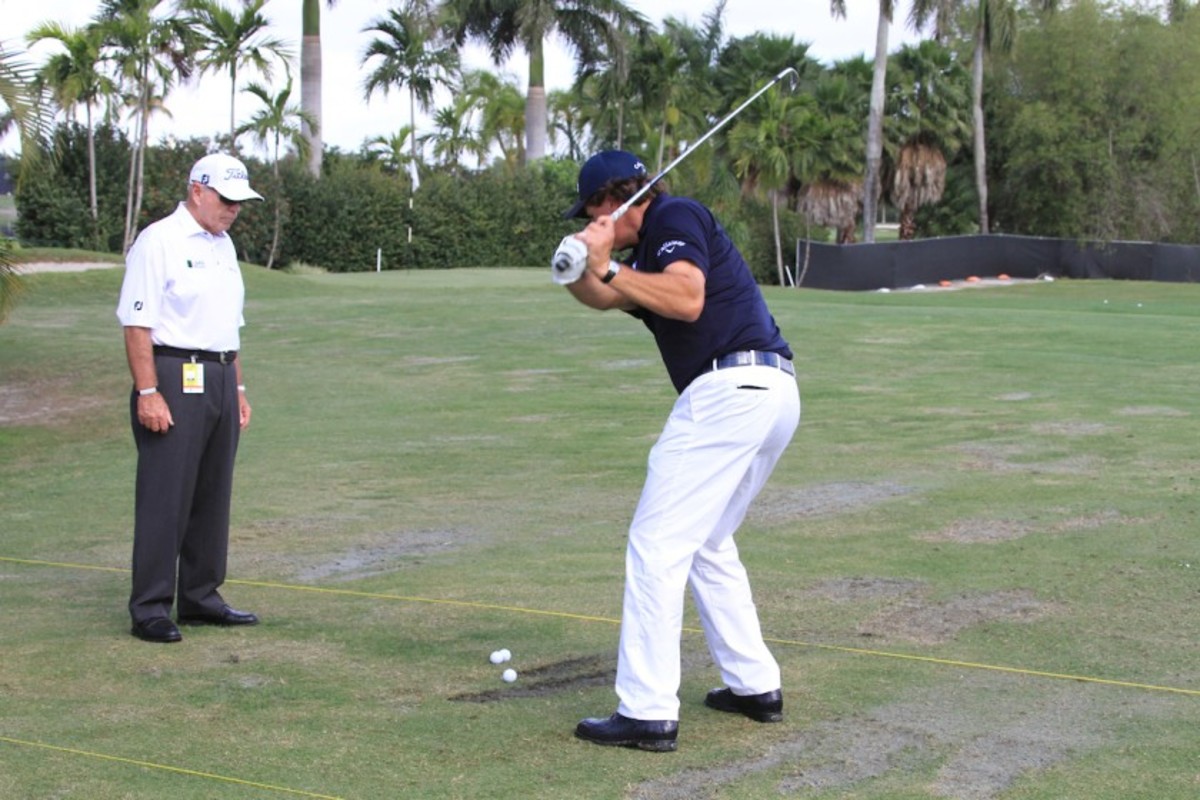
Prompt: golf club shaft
<box><xmin>611</xmin><ymin>66</ymin><xmax>800</xmax><ymax>222</ymax></box>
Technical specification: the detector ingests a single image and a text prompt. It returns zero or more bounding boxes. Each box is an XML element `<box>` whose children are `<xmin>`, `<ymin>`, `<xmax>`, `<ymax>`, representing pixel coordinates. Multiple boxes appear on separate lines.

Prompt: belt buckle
<box><xmin>219</xmin><ymin>351</ymin><xmax>231</xmax><ymax>365</ymax></box>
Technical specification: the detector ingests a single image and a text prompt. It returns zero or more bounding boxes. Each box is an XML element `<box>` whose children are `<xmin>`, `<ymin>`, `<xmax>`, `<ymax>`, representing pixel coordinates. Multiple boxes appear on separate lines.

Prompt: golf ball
<box><xmin>499</xmin><ymin>648</ymin><xmax>511</xmax><ymax>661</ymax></box>
<box><xmin>489</xmin><ymin>650</ymin><xmax>504</xmax><ymax>664</ymax></box>
<box><xmin>502</xmin><ymin>668</ymin><xmax>518</xmax><ymax>683</ymax></box>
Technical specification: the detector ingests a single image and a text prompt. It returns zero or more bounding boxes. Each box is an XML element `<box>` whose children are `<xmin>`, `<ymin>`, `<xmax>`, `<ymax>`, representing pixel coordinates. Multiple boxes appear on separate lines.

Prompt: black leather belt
<box><xmin>153</xmin><ymin>345</ymin><xmax>238</xmax><ymax>364</ymax></box>
<box><xmin>699</xmin><ymin>350</ymin><xmax>795</xmax><ymax>377</ymax></box>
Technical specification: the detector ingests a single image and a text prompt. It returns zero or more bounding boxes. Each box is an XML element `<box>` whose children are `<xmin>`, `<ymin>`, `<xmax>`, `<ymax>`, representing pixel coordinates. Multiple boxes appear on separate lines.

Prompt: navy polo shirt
<box><xmin>627</xmin><ymin>193</ymin><xmax>792</xmax><ymax>393</ymax></box>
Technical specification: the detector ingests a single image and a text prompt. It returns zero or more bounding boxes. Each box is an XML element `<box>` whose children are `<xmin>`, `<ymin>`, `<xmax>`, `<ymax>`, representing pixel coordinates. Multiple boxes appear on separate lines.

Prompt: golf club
<box><xmin>611</xmin><ymin>66</ymin><xmax>800</xmax><ymax>222</ymax></box>
<box><xmin>552</xmin><ymin>66</ymin><xmax>800</xmax><ymax>281</ymax></box>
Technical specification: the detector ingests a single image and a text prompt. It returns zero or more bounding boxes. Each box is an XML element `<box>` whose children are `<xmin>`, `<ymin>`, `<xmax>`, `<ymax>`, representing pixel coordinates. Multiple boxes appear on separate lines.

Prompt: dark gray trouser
<box><xmin>128</xmin><ymin>356</ymin><xmax>240</xmax><ymax>623</ymax></box>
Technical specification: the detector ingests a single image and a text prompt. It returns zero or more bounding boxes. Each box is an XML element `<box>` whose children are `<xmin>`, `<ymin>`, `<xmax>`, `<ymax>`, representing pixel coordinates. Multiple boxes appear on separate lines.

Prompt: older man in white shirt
<box><xmin>116</xmin><ymin>153</ymin><xmax>263</xmax><ymax>643</ymax></box>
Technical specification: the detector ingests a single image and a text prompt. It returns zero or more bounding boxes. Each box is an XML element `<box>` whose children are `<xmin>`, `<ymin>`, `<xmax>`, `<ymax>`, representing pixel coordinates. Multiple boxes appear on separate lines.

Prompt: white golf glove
<box><xmin>550</xmin><ymin>235</ymin><xmax>588</xmax><ymax>285</ymax></box>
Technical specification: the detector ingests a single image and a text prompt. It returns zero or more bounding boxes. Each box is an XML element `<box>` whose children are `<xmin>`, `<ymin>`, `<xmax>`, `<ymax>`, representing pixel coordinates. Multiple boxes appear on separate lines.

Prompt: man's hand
<box><xmin>136</xmin><ymin>392</ymin><xmax>174</xmax><ymax>434</ymax></box>
<box><xmin>551</xmin><ymin>235</ymin><xmax>588</xmax><ymax>285</ymax></box>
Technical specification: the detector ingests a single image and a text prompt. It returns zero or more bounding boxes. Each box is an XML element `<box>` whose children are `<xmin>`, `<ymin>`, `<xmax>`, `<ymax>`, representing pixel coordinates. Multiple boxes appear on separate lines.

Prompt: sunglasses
<box><xmin>195</xmin><ymin>183</ymin><xmax>241</xmax><ymax>206</ymax></box>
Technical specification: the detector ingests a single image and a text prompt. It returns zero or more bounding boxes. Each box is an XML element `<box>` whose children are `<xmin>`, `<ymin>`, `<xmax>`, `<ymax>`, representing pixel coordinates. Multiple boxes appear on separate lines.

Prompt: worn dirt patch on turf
<box><xmin>1031</xmin><ymin>421</ymin><xmax>1115</xmax><ymax>437</ymax></box>
<box><xmin>0</xmin><ymin>377</ymin><xmax>112</xmax><ymax>426</ymax></box>
<box><xmin>801</xmin><ymin>577</ymin><xmax>926</xmax><ymax>602</ymax></box>
<box><xmin>1115</xmin><ymin>405</ymin><xmax>1189</xmax><ymax>417</ymax></box>
<box><xmin>293</xmin><ymin>529</ymin><xmax>471</xmax><ymax>581</ymax></box>
<box><xmin>631</xmin><ymin>675</ymin><xmax>1179</xmax><ymax>800</ymax></box>
<box><xmin>948</xmin><ymin>442</ymin><xmax>1103</xmax><ymax>476</ymax></box>
<box><xmin>856</xmin><ymin>589</ymin><xmax>1053</xmax><ymax>646</ymax></box>
<box><xmin>919</xmin><ymin>509</ymin><xmax>1131</xmax><ymax>544</ymax></box>
<box><xmin>921</xmin><ymin>518</ymin><xmax>1035</xmax><ymax>544</ymax></box>
<box><xmin>750</xmin><ymin>481</ymin><xmax>914</xmax><ymax>523</ymax></box>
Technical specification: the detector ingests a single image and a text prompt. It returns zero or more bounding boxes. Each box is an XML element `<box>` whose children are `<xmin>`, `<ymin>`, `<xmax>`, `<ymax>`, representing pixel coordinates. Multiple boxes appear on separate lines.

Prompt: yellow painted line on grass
<box><xmin>5</xmin><ymin>555</ymin><xmax>1199</xmax><ymax>699</ymax></box>
<box><xmin>0</xmin><ymin>736</ymin><xmax>344</xmax><ymax>800</ymax></box>
<box><xmin>755</xmin><ymin>635</ymin><xmax>1200</xmax><ymax>697</ymax></box>
<box><xmin>228</xmin><ymin>575</ymin><xmax>622</xmax><ymax>625</ymax></box>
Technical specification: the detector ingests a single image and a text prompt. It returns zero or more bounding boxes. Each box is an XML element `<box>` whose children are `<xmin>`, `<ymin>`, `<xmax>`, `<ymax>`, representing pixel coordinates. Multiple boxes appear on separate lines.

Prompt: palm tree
<box><xmin>570</xmin><ymin>26</ymin><xmax>634</xmax><ymax>151</ymax></box>
<box><xmin>629</xmin><ymin>31</ymin><xmax>689</xmax><ymax>172</ymax></box>
<box><xmin>361</xmin><ymin>4</ymin><xmax>459</xmax><ymax>188</ymax></box>
<box><xmin>95</xmin><ymin>0</ymin><xmax>197</xmax><ymax>250</ymax></box>
<box><xmin>886</xmin><ymin>40</ymin><xmax>970</xmax><ymax>239</ymax></box>
<box><xmin>718</xmin><ymin>31</ymin><xmax>820</xmax><ymax>284</ymax></box>
<box><xmin>911</xmin><ymin>0</ymin><xmax>1052</xmax><ymax>234</ymax></box>
<box><xmin>728</xmin><ymin>87</ymin><xmax>812</xmax><ymax>286</ymax></box>
<box><xmin>0</xmin><ymin>44</ymin><xmax>54</xmax><ymax>323</ymax></box>
<box><xmin>547</xmin><ymin>88</ymin><xmax>585</xmax><ymax>160</ymax></box>
<box><xmin>182</xmin><ymin>0</ymin><xmax>293</xmax><ymax>152</ymax></box>
<box><xmin>797</xmin><ymin>60</ymin><xmax>871</xmax><ymax>247</ymax></box>
<box><xmin>441</xmin><ymin>0</ymin><xmax>647</xmax><ymax>163</ymax></box>
<box><xmin>458</xmin><ymin>69</ymin><xmax>526</xmax><ymax>170</ymax></box>
<box><xmin>367</xmin><ymin>127</ymin><xmax>418</xmax><ymax>175</ymax></box>
<box><xmin>237</xmin><ymin>78</ymin><xmax>314</xmax><ymax>268</ymax></box>
<box><xmin>27</xmin><ymin>22</ymin><xmax>116</xmax><ymax>225</ymax></box>
<box><xmin>426</xmin><ymin>104</ymin><xmax>485</xmax><ymax>172</ymax></box>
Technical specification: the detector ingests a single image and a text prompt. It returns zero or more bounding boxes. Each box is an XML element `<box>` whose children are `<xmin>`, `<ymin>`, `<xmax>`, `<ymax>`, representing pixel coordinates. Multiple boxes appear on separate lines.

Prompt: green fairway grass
<box><xmin>1</xmin><ymin>265</ymin><xmax>1197</xmax><ymax>799</ymax></box>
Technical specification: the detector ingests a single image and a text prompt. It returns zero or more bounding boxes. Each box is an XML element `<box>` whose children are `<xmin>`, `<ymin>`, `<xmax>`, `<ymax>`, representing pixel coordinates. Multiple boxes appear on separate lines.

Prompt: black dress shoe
<box><xmin>574</xmin><ymin>712</ymin><xmax>678</xmax><ymax>752</ymax></box>
<box><xmin>704</xmin><ymin>687</ymin><xmax>783</xmax><ymax>722</ymax></box>
<box><xmin>131</xmin><ymin>617</ymin><xmax>182</xmax><ymax>643</ymax></box>
<box><xmin>178</xmin><ymin>605</ymin><xmax>259</xmax><ymax>626</ymax></box>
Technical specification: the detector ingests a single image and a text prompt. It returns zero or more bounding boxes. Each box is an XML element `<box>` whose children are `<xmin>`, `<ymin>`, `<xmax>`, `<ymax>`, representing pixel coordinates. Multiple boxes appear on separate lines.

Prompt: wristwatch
<box><xmin>601</xmin><ymin>260</ymin><xmax>621</xmax><ymax>284</ymax></box>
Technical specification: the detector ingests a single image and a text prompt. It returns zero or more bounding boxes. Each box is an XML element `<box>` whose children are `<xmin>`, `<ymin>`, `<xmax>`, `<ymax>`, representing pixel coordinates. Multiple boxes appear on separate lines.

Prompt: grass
<box><xmin>1</xmin><ymin>264</ymin><xmax>1198</xmax><ymax>799</ymax></box>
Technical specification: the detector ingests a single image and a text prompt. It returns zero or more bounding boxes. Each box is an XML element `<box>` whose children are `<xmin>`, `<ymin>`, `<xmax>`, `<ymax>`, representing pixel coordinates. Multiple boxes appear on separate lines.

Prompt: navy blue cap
<box><xmin>563</xmin><ymin>150</ymin><xmax>649</xmax><ymax>219</ymax></box>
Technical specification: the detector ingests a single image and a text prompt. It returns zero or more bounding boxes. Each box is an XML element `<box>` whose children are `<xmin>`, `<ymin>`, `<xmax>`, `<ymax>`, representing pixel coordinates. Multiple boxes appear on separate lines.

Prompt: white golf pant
<box><xmin>615</xmin><ymin>364</ymin><xmax>800</xmax><ymax>721</ymax></box>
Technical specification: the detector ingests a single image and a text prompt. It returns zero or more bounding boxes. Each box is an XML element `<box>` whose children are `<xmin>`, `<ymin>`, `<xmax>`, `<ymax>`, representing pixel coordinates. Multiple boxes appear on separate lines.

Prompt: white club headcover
<box><xmin>550</xmin><ymin>235</ymin><xmax>588</xmax><ymax>285</ymax></box>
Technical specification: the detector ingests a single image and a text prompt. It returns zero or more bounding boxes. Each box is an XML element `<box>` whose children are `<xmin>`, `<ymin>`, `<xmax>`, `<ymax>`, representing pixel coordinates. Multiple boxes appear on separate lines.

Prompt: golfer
<box><xmin>559</xmin><ymin>150</ymin><xmax>801</xmax><ymax>751</ymax></box>
<box><xmin>117</xmin><ymin>153</ymin><xmax>263</xmax><ymax>643</ymax></box>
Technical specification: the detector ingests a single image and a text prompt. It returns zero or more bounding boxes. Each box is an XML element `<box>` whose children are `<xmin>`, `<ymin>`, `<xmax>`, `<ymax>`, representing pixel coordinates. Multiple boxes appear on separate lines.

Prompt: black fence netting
<box><xmin>793</xmin><ymin>234</ymin><xmax>1200</xmax><ymax>291</ymax></box>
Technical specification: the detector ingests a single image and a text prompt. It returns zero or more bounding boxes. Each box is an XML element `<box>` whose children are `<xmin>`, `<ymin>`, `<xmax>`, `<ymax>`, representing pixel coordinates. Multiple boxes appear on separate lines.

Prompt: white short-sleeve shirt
<box><xmin>116</xmin><ymin>203</ymin><xmax>246</xmax><ymax>351</ymax></box>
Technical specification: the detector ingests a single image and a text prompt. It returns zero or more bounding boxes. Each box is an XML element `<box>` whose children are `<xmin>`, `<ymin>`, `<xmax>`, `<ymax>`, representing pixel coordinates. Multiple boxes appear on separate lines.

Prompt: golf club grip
<box><xmin>552</xmin><ymin>252</ymin><xmax>574</xmax><ymax>273</ymax></box>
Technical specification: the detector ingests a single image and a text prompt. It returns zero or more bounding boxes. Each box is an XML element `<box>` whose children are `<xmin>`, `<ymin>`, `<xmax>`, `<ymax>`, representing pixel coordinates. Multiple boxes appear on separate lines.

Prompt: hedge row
<box><xmin>14</xmin><ymin>124</ymin><xmax>802</xmax><ymax>284</ymax></box>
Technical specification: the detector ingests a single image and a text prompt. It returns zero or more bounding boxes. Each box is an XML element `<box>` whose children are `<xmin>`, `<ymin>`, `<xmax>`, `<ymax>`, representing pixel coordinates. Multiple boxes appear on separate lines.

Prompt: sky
<box><xmin>1</xmin><ymin>0</ymin><xmax>923</xmax><ymax>158</ymax></box>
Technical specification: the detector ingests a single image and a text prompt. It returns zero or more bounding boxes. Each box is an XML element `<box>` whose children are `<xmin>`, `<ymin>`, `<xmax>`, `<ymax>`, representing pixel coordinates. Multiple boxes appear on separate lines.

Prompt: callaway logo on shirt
<box><xmin>657</xmin><ymin>240</ymin><xmax>687</xmax><ymax>257</ymax></box>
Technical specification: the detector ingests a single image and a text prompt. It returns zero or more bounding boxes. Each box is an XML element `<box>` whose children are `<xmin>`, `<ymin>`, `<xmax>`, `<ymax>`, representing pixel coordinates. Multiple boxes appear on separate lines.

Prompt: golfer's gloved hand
<box><xmin>551</xmin><ymin>235</ymin><xmax>588</xmax><ymax>285</ymax></box>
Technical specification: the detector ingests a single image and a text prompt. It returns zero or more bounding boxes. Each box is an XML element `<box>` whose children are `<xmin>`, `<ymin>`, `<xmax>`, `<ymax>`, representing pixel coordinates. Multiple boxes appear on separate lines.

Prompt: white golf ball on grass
<box><xmin>502</xmin><ymin>668</ymin><xmax>518</xmax><ymax>683</ymax></box>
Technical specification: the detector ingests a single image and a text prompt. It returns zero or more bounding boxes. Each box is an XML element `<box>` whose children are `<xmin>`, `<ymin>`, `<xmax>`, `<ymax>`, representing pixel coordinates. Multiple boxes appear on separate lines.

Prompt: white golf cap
<box><xmin>189</xmin><ymin>153</ymin><xmax>263</xmax><ymax>202</ymax></box>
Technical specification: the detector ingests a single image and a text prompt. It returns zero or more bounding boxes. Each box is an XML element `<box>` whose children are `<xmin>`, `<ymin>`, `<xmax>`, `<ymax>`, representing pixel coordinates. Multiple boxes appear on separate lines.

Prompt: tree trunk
<box><xmin>862</xmin><ymin>6</ymin><xmax>890</xmax><ymax>244</ymax></box>
<box><xmin>123</xmin><ymin>141</ymin><xmax>137</xmax><ymax>252</ymax></box>
<box><xmin>86</xmin><ymin>104</ymin><xmax>97</xmax><ymax>221</ymax></box>
<box><xmin>797</xmin><ymin>225</ymin><xmax>812</xmax><ymax>288</ymax></box>
<box><xmin>771</xmin><ymin>189</ymin><xmax>784</xmax><ymax>286</ymax></box>
<box><xmin>267</xmin><ymin>132</ymin><xmax>281</xmax><ymax>270</ymax></box>
<box><xmin>972</xmin><ymin>24</ymin><xmax>989</xmax><ymax>234</ymax></box>
<box><xmin>229</xmin><ymin>63</ymin><xmax>238</xmax><ymax>153</ymax></box>
<box><xmin>123</xmin><ymin>67</ymin><xmax>151</xmax><ymax>253</ymax></box>
<box><xmin>524</xmin><ymin>36</ymin><xmax>547</xmax><ymax>163</ymax></box>
<box><xmin>301</xmin><ymin>0</ymin><xmax>323</xmax><ymax>177</ymax></box>
<box><xmin>899</xmin><ymin>206</ymin><xmax>917</xmax><ymax>240</ymax></box>
<box><xmin>131</xmin><ymin>104</ymin><xmax>149</xmax><ymax>249</ymax></box>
